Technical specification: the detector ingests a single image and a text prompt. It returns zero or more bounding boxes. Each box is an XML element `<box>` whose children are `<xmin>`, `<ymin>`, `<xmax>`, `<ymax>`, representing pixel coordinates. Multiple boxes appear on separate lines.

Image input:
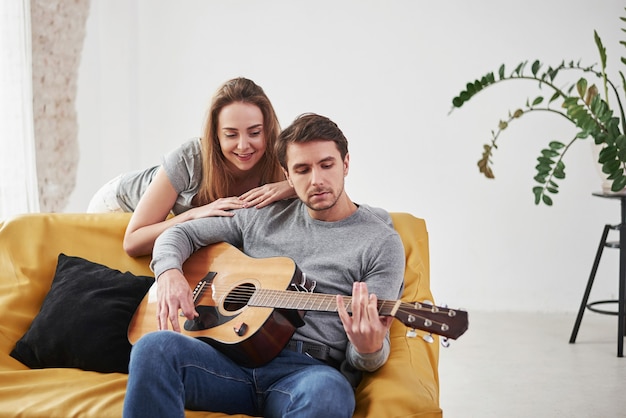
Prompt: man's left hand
<box><xmin>337</xmin><ymin>282</ymin><xmax>394</xmax><ymax>354</ymax></box>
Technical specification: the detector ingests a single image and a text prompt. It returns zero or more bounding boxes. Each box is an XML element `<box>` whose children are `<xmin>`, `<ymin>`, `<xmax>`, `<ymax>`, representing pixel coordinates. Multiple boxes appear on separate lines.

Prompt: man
<box><xmin>123</xmin><ymin>113</ymin><xmax>406</xmax><ymax>418</ymax></box>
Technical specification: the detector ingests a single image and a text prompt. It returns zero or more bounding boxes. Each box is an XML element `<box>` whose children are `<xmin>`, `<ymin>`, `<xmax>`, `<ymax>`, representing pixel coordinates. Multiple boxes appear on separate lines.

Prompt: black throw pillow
<box><xmin>10</xmin><ymin>253</ymin><xmax>154</xmax><ymax>373</ymax></box>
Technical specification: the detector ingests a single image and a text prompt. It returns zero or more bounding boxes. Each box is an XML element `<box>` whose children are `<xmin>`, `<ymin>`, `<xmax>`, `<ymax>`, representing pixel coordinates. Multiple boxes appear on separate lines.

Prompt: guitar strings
<box><xmin>192</xmin><ymin>283</ymin><xmax>451</xmax><ymax>312</ymax></box>
<box><xmin>189</xmin><ymin>283</ymin><xmax>456</xmax><ymax>331</ymax></box>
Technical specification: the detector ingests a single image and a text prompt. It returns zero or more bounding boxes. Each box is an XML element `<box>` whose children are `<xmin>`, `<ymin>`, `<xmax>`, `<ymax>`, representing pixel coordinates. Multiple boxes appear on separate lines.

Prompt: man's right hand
<box><xmin>156</xmin><ymin>269</ymin><xmax>199</xmax><ymax>332</ymax></box>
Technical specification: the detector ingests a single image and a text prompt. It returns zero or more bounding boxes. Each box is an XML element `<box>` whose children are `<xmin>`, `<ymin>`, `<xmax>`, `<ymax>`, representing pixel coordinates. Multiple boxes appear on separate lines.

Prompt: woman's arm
<box><xmin>123</xmin><ymin>168</ymin><xmax>244</xmax><ymax>257</ymax></box>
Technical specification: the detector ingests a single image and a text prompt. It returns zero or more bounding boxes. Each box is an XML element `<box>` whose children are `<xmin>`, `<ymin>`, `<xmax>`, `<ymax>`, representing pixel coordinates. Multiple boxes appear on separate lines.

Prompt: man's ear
<box><xmin>283</xmin><ymin>169</ymin><xmax>293</xmax><ymax>187</ymax></box>
<box><xmin>343</xmin><ymin>153</ymin><xmax>350</xmax><ymax>177</ymax></box>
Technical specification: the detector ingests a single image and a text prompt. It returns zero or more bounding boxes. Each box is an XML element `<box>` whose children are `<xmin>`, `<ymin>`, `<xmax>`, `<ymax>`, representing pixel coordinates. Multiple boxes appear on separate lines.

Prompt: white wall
<box><xmin>69</xmin><ymin>0</ymin><xmax>626</xmax><ymax>313</ymax></box>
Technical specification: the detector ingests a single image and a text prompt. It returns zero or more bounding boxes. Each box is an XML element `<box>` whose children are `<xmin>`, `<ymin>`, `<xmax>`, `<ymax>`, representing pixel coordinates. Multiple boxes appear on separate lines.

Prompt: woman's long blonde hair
<box><xmin>197</xmin><ymin>78</ymin><xmax>284</xmax><ymax>204</ymax></box>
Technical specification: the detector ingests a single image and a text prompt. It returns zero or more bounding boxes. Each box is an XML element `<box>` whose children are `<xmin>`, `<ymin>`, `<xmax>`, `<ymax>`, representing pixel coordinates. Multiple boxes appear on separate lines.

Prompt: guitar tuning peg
<box><xmin>406</xmin><ymin>328</ymin><xmax>417</xmax><ymax>338</ymax></box>
<box><xmin>422</xmin><ymin>333</ymin><xmax>434</xmax><ymax>344</ymax></box>
<box><xmin>420</xmin><ymin>300</ymin><xmax>439</xmax><ymax>313</ymax></box>
<box><xmin>441</xmin><ymin>337</ymin><xmax>450</xmax><ymax>348</ymax></box>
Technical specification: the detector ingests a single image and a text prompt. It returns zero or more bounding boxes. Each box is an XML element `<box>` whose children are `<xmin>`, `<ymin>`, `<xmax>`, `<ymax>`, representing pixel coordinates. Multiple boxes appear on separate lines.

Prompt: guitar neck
<box><xmin>248</xmin><ymin>288</ymin><xmax>396</xmax><ymax>315</ymax></box>
<box><xmin>246</xmin><ymin>288</ymin><xmax>468</xmax><ymax>340</ymax></box>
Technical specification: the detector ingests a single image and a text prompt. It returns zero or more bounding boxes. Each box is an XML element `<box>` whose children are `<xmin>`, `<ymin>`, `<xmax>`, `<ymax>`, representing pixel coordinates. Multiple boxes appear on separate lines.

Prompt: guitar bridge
<box><xmin>192</xmin><ymin>272</ymin><xmax>217</xmax><ymax>299</ymax></box>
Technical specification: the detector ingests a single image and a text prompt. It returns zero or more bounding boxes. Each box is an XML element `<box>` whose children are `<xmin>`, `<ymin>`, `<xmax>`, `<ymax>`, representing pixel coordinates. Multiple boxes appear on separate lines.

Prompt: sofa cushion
<box><xmin>10</xmin><ymin>253</ymin><xmax>154</xmax><ymax>373</ymax></box>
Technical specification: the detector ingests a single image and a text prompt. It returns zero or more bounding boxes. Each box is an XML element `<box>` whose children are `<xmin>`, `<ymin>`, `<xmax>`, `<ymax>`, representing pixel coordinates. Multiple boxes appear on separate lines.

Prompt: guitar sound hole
<box><xmin>223</xmin><ymin>282</ymin><xmax>255</xmax><ymax>312</ymax></box>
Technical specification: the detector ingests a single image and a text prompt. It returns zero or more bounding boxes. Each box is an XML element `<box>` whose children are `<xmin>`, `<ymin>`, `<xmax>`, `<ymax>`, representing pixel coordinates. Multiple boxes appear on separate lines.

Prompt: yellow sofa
<box><xmin>0</xmin><ymin>212</ymin><xmax>442</xmax><ymax>418</ymax></box>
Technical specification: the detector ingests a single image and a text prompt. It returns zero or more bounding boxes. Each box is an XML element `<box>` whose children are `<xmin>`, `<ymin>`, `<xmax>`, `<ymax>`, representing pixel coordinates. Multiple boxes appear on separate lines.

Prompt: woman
<box><xmin>87</xmin><ymin>77</ymin><xmax>293</xmax><ymax>257</ymax></box>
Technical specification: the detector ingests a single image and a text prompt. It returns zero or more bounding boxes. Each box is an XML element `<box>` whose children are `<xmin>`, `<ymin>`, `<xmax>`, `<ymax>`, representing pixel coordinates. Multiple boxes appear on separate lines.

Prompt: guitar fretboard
<box><xmin>248</xmin><ymin>288</ymin><xmax>399</xmax><ymax>316</ymax></box>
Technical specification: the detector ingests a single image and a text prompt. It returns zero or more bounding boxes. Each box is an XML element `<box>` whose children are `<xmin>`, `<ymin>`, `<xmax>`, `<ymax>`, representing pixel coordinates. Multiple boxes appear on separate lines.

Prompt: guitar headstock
<box><xmin>394</xmin><ymin>301</ymin><xmax>468</xmax><ymax>340</ymax></box>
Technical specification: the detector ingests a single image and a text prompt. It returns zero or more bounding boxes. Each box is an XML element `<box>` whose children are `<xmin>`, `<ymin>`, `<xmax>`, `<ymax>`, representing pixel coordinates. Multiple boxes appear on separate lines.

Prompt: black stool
<box><xmin>569</xmin><ymin>192</ymin><xmax>626</xmax><ymax>357</ymax></box>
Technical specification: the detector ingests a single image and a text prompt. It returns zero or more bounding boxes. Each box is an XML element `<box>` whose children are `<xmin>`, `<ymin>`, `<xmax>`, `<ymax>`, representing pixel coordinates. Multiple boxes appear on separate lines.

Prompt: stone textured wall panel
<box><xmin>31</xmin><ymin>0</ymin><xmax>90</xmax><ymax>212</ymax></box>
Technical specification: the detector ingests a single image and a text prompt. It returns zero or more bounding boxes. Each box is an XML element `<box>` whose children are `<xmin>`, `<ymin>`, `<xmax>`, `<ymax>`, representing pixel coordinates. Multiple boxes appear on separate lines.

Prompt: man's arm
<box><xmin>338</xmin><ymin>230</ymin><xmax>406</xmax><ymax>371</ymax></box>
<box><xmin>149</xmin><ymin>216</ymin><xmax>241</xmax><ymax>331</ymax></box>
<box><xmin>155</xmin><ymin>268</ymin><xmax>198</xmax><ymax>331</ymax></box>
<box><xmin>337</xmin><ymin>282</ymin><xmax>395</xmax><ymax>371</ymax></box>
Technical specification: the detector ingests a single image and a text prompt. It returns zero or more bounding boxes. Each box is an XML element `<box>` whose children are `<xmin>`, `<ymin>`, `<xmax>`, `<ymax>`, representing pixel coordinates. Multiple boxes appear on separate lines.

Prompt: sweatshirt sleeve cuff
<box><xmin>346</xmin><ymin>338</ymin><xmax>390</xmax><ymax>372</ymax></box>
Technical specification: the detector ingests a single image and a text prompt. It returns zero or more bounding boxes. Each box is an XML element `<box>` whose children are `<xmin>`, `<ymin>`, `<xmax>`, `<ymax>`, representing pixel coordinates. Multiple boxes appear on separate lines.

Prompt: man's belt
<box><xmin>284</xmin><ymin>340</ymin><xmax>339</xmax><ymax>369</ymax></box>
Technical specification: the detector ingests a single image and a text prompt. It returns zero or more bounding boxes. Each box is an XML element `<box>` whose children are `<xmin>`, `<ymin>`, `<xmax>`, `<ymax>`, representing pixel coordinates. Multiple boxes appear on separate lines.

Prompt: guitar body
<box><xmin>128</xmin><ymin>242</ymin><xmax>307</xmax><ymax>367</ymax></box>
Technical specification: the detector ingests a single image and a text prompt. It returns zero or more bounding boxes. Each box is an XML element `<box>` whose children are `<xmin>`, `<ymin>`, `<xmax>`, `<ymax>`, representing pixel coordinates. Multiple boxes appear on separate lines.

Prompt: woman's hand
<box><xmin>239</xmin><ymin>180</ymin><xmax>295</xmax><ymax>208</ymax></box>
<box><xmin>185</xmin><ymin>197</ymin><xmax>246</xmax><ymax>220</ymax></box>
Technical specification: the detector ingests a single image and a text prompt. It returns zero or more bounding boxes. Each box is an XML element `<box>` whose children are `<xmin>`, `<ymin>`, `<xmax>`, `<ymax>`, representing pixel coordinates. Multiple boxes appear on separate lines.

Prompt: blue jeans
<box><xmin>123</xmin><ymin>331</ymin><xmax>355</xmax><ymax>418</ymax></box>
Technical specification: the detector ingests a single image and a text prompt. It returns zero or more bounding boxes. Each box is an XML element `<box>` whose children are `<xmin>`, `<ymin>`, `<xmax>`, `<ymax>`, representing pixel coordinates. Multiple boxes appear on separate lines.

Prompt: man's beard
<box><xmin>304</xmin><ymin>184</ymin><xmax>344</xmax><ymax>212</ymax></box>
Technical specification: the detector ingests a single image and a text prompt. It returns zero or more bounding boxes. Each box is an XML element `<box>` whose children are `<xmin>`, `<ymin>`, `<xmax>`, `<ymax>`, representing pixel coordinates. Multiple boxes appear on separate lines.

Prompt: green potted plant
<box><xmin>450</xmin><ymin>9</ymin><xmax>626</xmax><ymax>206</ymax></box>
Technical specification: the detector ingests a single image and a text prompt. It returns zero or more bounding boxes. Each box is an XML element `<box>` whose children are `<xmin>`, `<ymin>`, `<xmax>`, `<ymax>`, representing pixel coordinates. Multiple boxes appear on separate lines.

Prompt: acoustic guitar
<box><xmin>128</xmin><ymin>242</ymin><xmax>468</xmax><ymax>367</ymax></box>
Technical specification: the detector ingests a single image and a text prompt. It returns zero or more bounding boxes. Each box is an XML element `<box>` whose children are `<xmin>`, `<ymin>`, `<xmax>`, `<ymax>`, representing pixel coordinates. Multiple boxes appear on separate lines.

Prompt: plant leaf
<box><xmin>542</xmin><ymin>194</ymin><xmax>553</xmax><ymax>205</ymax></box>
<box><xmin>612</xmin><ymin>175</ymin><xmax>626</xmax><ymax>191</ymax></box>
<box><xmin>594</xmin><ymin>30</ymin><xmax>607</xmax><ymax>70</ymax></box>
<box><xmin>531</xmin><ymin>60</ymin><xmax>541</xmax><ymax>76</ymax></box>
<box><xmin>576</xmin><ymin>78</ymin><xmax>588</xmax><ymax>98</ymax></box>
<box><xmin>549</xmin><ymin>91</ymin><xmax>561</xmax><ymax>104</ymax></box>
<box><xmin>585</xmin><ymin>84</ymin><xmax>598</xmax><ymax>106</ymax></box>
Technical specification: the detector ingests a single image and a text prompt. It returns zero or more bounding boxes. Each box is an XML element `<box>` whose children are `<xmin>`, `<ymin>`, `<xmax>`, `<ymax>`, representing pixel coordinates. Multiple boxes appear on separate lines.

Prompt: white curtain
<box><xmin>0</xmin><ymin>0</ymin><xmax>39</xmax><ymax>221</ymax></box>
